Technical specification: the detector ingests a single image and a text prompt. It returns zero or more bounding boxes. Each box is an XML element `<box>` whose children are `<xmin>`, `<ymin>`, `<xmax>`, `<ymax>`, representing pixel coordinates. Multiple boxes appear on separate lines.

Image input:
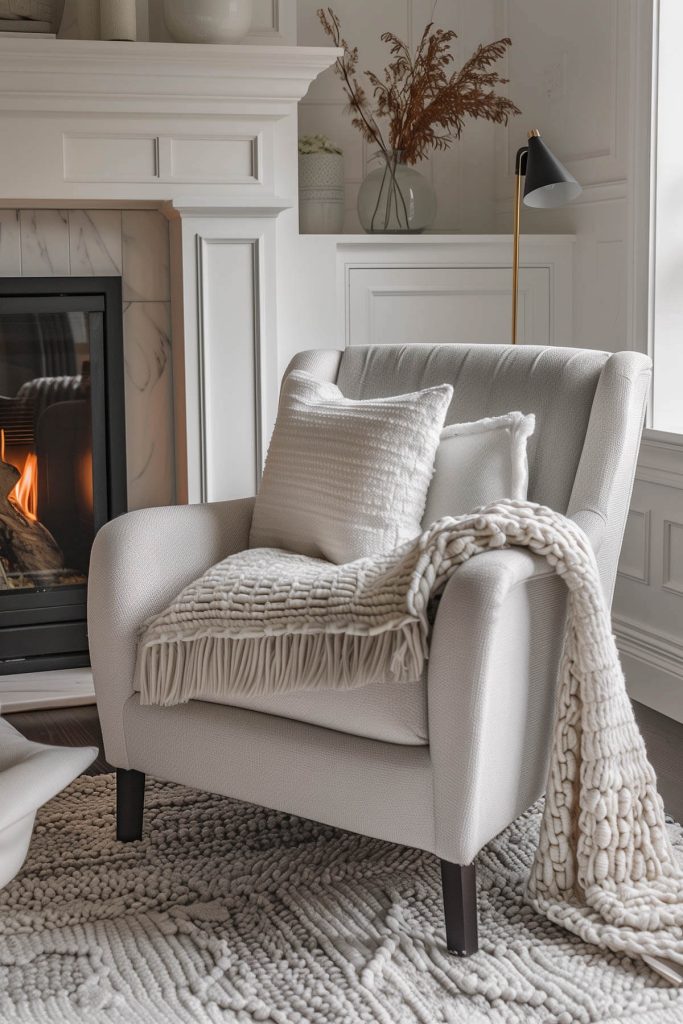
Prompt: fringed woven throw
<box><xmin>137</xmin><ymin>501</ymin><xmax>683</xmax><ymax>977</ymax></box>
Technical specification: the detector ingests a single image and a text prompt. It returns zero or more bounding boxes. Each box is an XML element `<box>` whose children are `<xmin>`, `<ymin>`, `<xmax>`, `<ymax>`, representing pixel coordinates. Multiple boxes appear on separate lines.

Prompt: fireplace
<box><xmin>0</xmin><ymin>278</ymin><xmax>126</xmax><ymax>673</ymax></box>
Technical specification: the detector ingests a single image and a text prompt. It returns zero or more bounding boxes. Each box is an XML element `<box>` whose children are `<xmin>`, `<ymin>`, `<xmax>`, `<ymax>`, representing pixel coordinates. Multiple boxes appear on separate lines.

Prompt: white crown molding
<box><xmin>0</xmin><ymin>39</ymin><xmax>342</xmax><ymax>109</ymax></box>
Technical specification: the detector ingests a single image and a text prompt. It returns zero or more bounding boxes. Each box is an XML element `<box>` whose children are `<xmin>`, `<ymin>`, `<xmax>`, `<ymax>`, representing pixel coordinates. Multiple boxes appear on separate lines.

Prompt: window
<box><xmin>650</xmin><ymin>0</ymin><xmax>683</xmax><ymax>435</ymax></box>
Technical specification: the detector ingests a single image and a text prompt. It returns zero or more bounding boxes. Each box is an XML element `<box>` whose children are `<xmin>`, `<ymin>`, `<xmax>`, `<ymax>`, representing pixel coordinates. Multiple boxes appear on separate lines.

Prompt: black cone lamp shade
<box><xmin>511</xmin><ymin>129</ymin><xmax>581</xmax><ymax>343</ymax></box>
<box><xmin>523</xmin><ymin>134</ymin><xmax>581</xmax><ymax>209</ymax></box>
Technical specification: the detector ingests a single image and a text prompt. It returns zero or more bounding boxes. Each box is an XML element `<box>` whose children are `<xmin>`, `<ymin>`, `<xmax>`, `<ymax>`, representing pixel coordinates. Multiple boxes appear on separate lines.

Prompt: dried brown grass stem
<box><xmin>317</xmin><ymin>8</ymin><xmax>520</xmax><ymax>165</ymax></box>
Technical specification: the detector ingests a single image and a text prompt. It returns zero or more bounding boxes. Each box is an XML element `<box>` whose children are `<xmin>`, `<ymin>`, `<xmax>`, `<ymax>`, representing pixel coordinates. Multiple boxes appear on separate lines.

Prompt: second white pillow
<box><xmin>421</xmin><ymin>411</ymin><xmax>535</xmax><ymax>528</ymax></box>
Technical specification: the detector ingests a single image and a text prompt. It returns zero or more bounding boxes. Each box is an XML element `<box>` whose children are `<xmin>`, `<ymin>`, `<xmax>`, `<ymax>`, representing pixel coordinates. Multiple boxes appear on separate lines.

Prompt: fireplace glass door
<box><xmin>0</xmin><ymin>279</ymin><xmax>126</xmax><ymax>672</ymax></box>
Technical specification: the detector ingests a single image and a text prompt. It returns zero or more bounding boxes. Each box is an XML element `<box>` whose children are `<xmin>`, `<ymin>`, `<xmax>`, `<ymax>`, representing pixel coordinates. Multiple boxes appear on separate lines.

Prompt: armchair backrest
<box><xmin>286</xmin><ymin>344</ymin><xmax>651</xmax><ymax>601</ymax></box>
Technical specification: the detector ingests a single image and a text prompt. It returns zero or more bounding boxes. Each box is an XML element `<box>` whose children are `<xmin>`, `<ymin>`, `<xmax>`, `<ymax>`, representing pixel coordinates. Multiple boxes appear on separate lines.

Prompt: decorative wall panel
<box><xmin>63</xmin><ymin>135</ymin><xmax>158</xmax><ymax>183</ymax></box>
<box><xmin>197</xmin><ymin>237</ymin><xmax>261</xmax><ymax>502</ymax></box>
<box><xmin>663</xmin><ymin>520</ymin><xmax>683</xmax><ymax>596</ymax></box>
<box><xmin>614</xmin><ymin>439</ymin><xmax>683</xmax><ymax>723</ymax></box>
<box><xmin>347</xmin><ymin>267</ymin><xmax>550</xmax><ymax>347</ymax></box>
<box><xmin>617</xmin><ymin>509</ymin><xmax>651</xmax><ymax>585</ymax></box>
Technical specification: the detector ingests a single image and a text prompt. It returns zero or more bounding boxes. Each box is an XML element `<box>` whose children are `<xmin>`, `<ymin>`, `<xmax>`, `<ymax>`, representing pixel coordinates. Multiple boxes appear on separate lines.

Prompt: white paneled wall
<box><xmin>492</xmin><ymin>0</ymin><xmax>648</xmax><ymax>355</ymax></box>
<box><xmin>0</xmin><ymin>208</ymin><xmax>174</xmax><ymax>512</ymax></box>
<box><xmin>491</xmin><ymin>0</ymin><xmax>683</xmax><ymax>722</ymax></box>
<box><xmin>298</xmin><ymin>0</ymin><xmax>502</xmax><ymax>234</ymax></box>
<box><xmin>298</xmin><ymin>0</ymin><xmax>649</xmax><ymax>353</ymax></box>
<box><xmin>614</xmin><ymin>443</ymin><xmax>683</xmax><ymax>724</ymax></box>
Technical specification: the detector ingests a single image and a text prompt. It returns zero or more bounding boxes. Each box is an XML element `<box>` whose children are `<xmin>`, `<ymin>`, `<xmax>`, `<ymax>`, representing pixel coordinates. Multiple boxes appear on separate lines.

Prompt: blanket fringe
<box><xmin>138</xmin><ymin>623</ymin><xmax>427</xmax><ymax>706</ymax></box>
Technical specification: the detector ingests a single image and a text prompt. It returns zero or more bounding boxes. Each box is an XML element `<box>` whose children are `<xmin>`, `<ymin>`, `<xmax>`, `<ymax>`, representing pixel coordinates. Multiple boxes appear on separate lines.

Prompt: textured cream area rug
<box><xmin>1</xmin><ymin>775</ymin><xmax>682</xmax><ymax>1024</ymax></box>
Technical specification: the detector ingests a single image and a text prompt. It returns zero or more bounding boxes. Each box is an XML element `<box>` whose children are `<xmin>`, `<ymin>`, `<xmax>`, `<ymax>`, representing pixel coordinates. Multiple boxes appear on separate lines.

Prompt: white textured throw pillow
<box><xmin>421</xmin><ymin>411</ymin><xmax>535</xmax><ymax>527</ymax></box>
<box><xmin>250</xmin><ymin>370</ymin><xmax>453</xmax><ymax>564</ymax></box>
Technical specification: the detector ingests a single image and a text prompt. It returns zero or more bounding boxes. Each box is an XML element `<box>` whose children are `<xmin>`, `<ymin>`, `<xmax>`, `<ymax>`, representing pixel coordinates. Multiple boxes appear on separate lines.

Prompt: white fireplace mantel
<box><xmin>0</xmin><ymin>38</ymin><xmax>337</xmax><ymax>105</ymax></box>
<box><xmin>0</xmin><ymin>38</ymin><xmax>338</xmax><ymax>205</ymax></box>
<box><xmin>0</xmin><ymin>37</ymin><xmax>339</xmax><ymax>507</ymax></box>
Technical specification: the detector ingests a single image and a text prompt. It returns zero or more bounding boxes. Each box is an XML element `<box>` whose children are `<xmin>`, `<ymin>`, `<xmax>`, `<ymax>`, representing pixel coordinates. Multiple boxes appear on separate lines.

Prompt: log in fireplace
<box><xmin>0</xmin><ymin>278</ymin><xmax>126</xmax><ymax>673</ymax></box>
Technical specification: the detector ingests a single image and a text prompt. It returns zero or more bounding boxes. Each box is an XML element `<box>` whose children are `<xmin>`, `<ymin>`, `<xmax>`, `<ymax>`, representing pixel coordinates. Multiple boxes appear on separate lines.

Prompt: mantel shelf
<box><xmin>164</xmin><ymin>196</ymin><xmax>294</xmax><ymax>218</ymax></box>
<box><xmin>0</xmin><ymin>36</ymin><xmax>340</xmax><ymax>70</ymax></box>
<box><xmin>0</xmin><ymin>38</ymin><xmax>342</xmax><ymax>107</ymax></box>
<box><xmin>305</xmin><ymin>233</ymin><xmax>577</xmax><ymax>244</ymax></box>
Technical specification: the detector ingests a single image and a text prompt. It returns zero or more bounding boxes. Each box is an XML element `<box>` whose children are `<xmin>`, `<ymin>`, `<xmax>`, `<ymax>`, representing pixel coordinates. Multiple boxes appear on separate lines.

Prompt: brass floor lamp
<box><xmin>512</xmin><ymin>129</ymin><xmax>581</xmax><ymax>344</ymax></box>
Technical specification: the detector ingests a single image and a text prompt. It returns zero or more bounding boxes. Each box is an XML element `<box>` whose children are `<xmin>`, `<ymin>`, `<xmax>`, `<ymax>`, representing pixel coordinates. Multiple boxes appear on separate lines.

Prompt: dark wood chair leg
<box><xmin>116</xmin><ymin>768</ymin><xmax>145</xmax><ymax>842</ymax></box>
<box><xmin>441</xmin><ymin>860</ymin><xmax>478</xmax><ymax>956</ymax></box>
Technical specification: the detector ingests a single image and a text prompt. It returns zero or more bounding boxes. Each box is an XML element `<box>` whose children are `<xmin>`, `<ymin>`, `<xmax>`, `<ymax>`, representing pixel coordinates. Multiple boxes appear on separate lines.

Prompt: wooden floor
<box><xmin>3</xmin><ymin>699</ymin><xmax>683</xmax><ymax>822</ymax></box>
<box><xmin>5</xmin><ymin>704</ymin><xmax>111</xmax><ymax>776</ymax></box>
<box><xmin>631</xmin><ymin>701</ymin><xmax>683</xmax><ymax>823</ymax></box>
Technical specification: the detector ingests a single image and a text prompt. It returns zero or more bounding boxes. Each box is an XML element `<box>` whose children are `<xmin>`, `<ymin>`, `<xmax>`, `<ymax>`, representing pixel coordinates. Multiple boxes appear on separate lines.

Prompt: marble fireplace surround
<box><xmin>0</xmin><ymin>208</ymin><xmax>174</xmax><ymax>513</ymax></box>
<box><xmin>0</xmin><ymin>36</ymin><xmax>338</xmax><ymax>710</ymax></box>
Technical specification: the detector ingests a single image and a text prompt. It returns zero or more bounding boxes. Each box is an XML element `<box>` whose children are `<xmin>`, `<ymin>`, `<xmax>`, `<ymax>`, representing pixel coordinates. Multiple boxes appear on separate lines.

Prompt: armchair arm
<box><xmin>88</xmin><ymin>497</ymin><xmax>254</xmax><ymax>767</ymax></box>
<box><xmin>428</xmin><ymin>547</ymin><xmax>567</xmax><ymax>865</ymax></box>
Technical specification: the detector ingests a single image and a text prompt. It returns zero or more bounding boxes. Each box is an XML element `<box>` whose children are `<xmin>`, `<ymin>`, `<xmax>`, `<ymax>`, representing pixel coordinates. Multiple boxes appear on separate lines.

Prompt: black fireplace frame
<box><xmin>0</xmin><ymin>276</ymin><xmax>127</xmax><ymax>673</ymax></box>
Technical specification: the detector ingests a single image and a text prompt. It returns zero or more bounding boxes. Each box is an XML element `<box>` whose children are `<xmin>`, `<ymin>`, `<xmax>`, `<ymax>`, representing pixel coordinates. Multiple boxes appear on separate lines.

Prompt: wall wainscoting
<box><xmin>614</xmin><ymin>437</ymin><xmax>683</xmax><ymax>723</ymax></box>
<box><xmin>614</xmin><ymin>615</ymin><xmax>683</xmax><ymax>685</ymax></box>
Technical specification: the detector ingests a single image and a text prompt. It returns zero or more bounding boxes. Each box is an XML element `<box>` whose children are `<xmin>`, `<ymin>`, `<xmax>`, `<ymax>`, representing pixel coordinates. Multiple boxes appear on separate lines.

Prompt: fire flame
<box><xmin>11</xmin><ymin>453</ymin><xmax>38</xmax><ymax>522</ymax></box>
<box><xmin>1</xmin><ymin>429</ymin><xmax>39</xmax><ymax>523</ymax></box>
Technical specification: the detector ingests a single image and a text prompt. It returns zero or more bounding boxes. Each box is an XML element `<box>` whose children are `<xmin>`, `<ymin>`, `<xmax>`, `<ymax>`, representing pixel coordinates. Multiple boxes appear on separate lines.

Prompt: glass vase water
<box><xmin>357</xmin><ymin>151</ymin><xmax>436</xmax><ymax>234</ymax></box>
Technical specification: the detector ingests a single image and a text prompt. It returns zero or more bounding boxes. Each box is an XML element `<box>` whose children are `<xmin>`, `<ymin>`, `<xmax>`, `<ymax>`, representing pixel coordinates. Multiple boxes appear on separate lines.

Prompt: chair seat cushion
<box><xmin>133</xmin><ymin>671</ymin><xmax>428</xmax><ymax>745</ymax></box>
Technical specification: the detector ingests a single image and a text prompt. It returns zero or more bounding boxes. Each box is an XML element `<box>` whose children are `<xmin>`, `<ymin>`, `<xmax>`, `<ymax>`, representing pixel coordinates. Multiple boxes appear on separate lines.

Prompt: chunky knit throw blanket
<box><xmin>137</xmin><ymin>501</ymin><xmax>683</xmax><ymax>977</ymax></box>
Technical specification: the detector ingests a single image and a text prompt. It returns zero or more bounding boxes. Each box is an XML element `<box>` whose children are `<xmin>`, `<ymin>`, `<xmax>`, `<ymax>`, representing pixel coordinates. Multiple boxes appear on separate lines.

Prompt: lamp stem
<box><xmin>511</xmin><ymin>167</ymin><xmax>523</xmax><ymax>345</ymax></box>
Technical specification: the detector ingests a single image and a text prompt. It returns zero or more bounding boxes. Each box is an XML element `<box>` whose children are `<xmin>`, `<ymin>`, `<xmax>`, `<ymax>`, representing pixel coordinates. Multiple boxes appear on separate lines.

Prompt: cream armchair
<box><xmin>89</xmin><ymin>343</ymin><xmax>650</xmax><ymax>956</ymax></box>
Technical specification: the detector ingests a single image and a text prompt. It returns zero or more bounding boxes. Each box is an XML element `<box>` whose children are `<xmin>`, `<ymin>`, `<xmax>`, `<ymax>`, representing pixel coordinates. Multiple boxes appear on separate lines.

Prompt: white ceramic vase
<box><xmin>76</xmin><ymin>0</ymin><xmax>99</xmax><ymax>39</ymax></box>
<box><xmin>298</xmin><ymin>152</ymin><xmax>345</xmax><ymax>235</ymax></box>
<box><xmin>100</xmin><ymin>0</ymin><xmax>136</xmax><ymax>41</ymax></box>
<box><xmin>0</xmin><ymin>717</ymin><xmax>96</xmax><ymax>889</ymax></box>
<box><xmin>163</xmin><ymin>0</ymin><xmax>253</xmax><ymax>43</ymax></box>
<box><xmin>0</xmin><ymin>0</ymin><xmax>65</xmax><ymax>32</ymax></box>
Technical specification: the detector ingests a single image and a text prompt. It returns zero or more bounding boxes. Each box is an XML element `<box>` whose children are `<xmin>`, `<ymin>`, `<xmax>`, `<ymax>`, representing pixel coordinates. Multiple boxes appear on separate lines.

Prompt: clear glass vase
<box><xmin>357</xmin><ymin>151</ymin><xmax>437</xmax><ymax>234</ymax></box>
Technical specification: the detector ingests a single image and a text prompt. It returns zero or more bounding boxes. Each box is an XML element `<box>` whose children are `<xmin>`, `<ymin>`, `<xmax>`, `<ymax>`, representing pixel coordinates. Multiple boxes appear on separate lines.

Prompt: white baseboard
<box><xmin>0</xmin><ymin>668</ymin><xmax>95</xmax><ymax>714</ymax></box>
<box><xmin>614</xmin><ymin>614</ymin><xmax>683</xmax><ymax>724</ymax></box>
